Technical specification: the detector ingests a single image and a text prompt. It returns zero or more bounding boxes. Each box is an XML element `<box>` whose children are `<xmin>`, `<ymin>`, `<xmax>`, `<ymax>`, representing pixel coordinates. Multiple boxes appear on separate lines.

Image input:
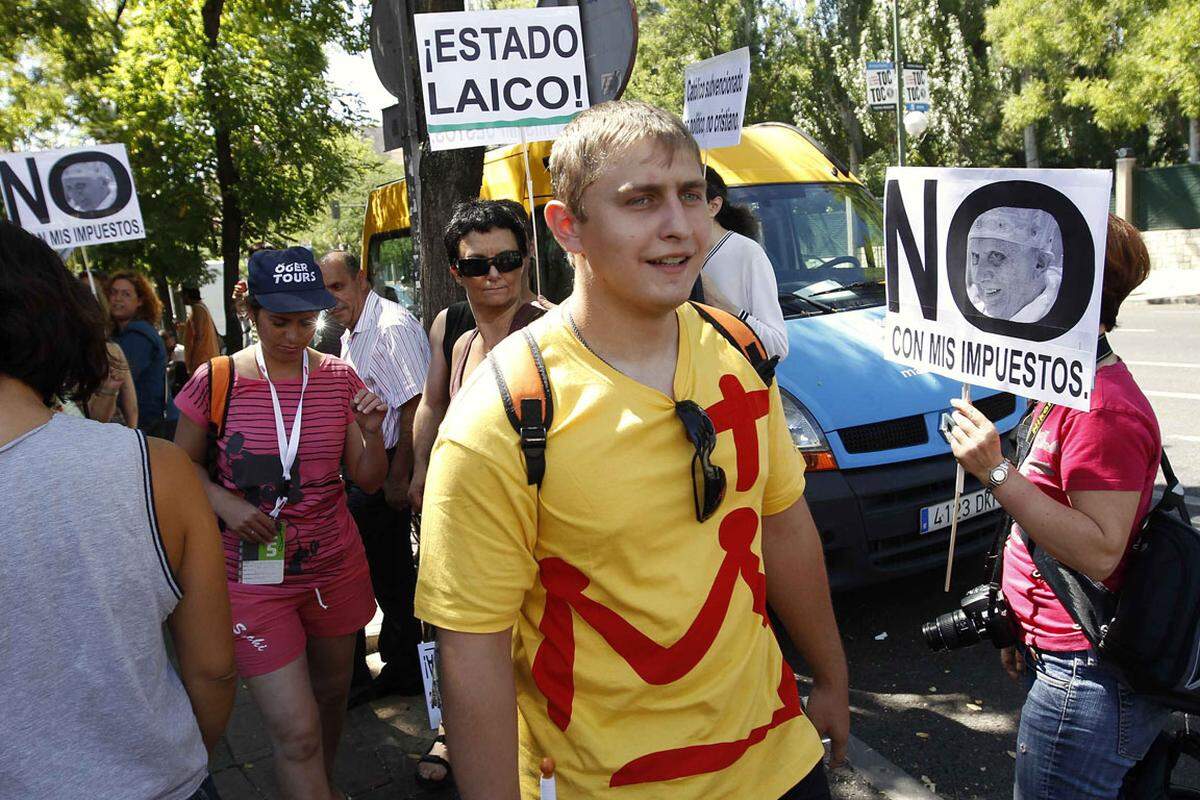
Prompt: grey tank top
<box><xmin>0</xmin><ymin>414</ymin><xmax>208</xmax><ymax>800</ymax></box>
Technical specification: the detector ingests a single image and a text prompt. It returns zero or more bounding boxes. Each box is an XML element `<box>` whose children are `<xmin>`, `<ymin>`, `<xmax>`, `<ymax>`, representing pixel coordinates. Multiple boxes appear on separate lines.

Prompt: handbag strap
<box><xmin>1158</xmin><ymin>451</ymin><xmax>1192</xmax><ymax>523</ymax></box>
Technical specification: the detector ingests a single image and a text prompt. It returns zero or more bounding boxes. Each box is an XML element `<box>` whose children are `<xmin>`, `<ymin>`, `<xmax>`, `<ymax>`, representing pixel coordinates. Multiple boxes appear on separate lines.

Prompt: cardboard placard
<box><xmin>0</xmin><ymin>143</ymin><xmax>145</xmax><ymax>249</ymax></box>
<box><xmin>682</xmin><ymin>48</ymin><xmax>751</xmax><ymax>150</ymax></box>
<box><xmin>883</xmin><ymin>167</ymin><xmax>1112</xmax><ymax>410</ymax></box>
<box><xmin>414</xmin><ymin>7</ymin><xmax>590</xmax><ymax>151</ymax></box>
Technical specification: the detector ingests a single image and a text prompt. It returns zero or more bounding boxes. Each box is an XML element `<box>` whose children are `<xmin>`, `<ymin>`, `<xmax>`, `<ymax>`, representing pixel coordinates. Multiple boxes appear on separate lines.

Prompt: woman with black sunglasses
<box><xmin>444</xmin><ymin>200</ymin><xmax>551</xmax><ymax>398</ymax></box>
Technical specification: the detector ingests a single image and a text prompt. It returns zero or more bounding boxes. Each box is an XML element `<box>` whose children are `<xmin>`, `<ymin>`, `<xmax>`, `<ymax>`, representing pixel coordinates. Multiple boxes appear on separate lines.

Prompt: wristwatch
<box><xmin>985</xmin><ymin>460</ymin><xmax>1013</xmax><ymax>489</ymax></box>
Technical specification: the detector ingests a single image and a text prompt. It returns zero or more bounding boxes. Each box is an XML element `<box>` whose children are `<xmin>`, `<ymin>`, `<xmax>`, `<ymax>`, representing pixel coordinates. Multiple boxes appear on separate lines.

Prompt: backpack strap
<box><xmin>689</xmin><ymin>301</ymin><xmax>779</xmax><ymax>384</ymax></box>
<box><xmin>489</xmin><ymin>330</ymin><xmax>553</xmax><ymax>487</ymax></box>
<box><xmin>208</xmin><ymin>355</ymin><xmax>234</xmax><ymax>437</ymax></box>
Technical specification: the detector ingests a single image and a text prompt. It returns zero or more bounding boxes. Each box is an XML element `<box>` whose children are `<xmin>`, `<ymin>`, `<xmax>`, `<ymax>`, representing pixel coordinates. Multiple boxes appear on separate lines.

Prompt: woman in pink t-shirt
<box><xmin>175</xmin><ymin>247</ymin><xmax>388</xmax><ymax>800</ymax></box>
<box><xmin>946</xmin><ymin>216</ymin><xmax>1168</xmax><ymax>799</ymax></box>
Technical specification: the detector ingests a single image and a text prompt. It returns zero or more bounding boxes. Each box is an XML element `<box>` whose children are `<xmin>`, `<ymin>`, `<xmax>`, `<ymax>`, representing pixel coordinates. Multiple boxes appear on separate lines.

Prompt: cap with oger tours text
<box><xmin>247</xmin><ymin>246</ymin><xmax>336</xmax><ymax>313</ymax></box>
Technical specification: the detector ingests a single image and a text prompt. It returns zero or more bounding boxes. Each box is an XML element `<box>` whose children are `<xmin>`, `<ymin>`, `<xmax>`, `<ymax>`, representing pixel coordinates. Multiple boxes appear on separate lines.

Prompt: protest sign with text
<box><xmin>682</xmin><ymin>48</ymin><xmax>751</xmax><ymax>150</ymax></box>
<box><xmin>883</xmin><ymin>167</ymin><xmax>1111</xmax><ymax>411</ymax></box>
<box><xmin>414</xmin><ymin>7</ymin><xmax>589</xmax><ymax>152</ymax></box>
<box><xmin>0</xmin><ymin>143</ymin><xmax>145</xmax><ymax>249</ymax></box>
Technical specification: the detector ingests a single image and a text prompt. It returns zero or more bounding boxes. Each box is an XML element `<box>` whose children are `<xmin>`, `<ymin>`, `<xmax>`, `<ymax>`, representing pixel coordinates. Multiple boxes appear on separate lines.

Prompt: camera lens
<box><xmin>922</xmin><ymin>609</ymin><xmax>980</xmax><ymax>651</ymax></box>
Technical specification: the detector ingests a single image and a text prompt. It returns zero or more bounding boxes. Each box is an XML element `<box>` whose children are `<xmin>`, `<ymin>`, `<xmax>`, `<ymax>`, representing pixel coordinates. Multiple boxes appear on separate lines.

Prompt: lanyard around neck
<box><xmin>255</xmin><ymin>345</ymin><xmax>309</xmax><ymax>518</ymax></box>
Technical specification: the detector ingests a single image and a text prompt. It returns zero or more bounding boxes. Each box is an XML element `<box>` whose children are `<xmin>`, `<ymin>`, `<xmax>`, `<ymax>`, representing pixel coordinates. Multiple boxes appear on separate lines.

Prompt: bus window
<box><xmin>368</xmin><ymin>231</ymin><xmax>419</xmax><ymax>315</ymax></box>
<box><xmin>533</xmin><ymin>207</ymin><xmax>574</xmax><ymax>304</ymax></box>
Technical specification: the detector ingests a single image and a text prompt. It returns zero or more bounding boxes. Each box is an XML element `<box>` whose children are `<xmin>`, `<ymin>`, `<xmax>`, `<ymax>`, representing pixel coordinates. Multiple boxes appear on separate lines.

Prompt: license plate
<box><xmin>919</xmin><ymin>488</ymin><xmax>998</xmax><ymax>534</ymax></box>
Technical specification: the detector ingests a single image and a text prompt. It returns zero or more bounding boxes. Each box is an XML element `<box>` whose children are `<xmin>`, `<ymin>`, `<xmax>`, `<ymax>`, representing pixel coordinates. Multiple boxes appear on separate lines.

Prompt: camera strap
<box><xmin>1016</xmin><ymin>333</ymin><xmax>1120</xmax><ymax>647</ymax></box>
<box><xmin>985</xmin><ymin>333</ymin><xmax>1113</xmax><ymax>595</ymax></box>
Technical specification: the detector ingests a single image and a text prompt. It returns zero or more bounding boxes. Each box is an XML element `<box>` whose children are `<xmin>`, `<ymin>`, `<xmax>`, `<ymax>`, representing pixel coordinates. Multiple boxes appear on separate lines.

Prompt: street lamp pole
<box><xmin>893</xmin><ymin>0</ymin><xmax>906</xmax><ymax>166</ymax></box>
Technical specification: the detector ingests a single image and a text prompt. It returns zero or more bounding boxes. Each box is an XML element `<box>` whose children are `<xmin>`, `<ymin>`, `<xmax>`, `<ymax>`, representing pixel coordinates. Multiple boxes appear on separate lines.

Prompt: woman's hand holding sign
<box><xmin>945</xmin><ymin>398</ymin><xmax>1004</xmax><ymax>485</ymax></box>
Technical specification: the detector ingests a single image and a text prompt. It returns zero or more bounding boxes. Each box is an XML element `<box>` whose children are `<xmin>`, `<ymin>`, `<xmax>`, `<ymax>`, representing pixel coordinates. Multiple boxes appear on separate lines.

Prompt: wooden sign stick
<box><xmin>944</xmin><ymin>382</ymin><xmax>971</xmax><ymax>592</ymax></box>
<box><xmin>519</xmin><ymin>128</ymin><xmax>542</xmax><ymax>299</ymax></box>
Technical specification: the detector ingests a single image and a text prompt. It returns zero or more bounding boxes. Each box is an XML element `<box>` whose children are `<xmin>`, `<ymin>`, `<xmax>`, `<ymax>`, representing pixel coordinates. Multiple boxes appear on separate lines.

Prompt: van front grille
<box><xmin>975</xmin><ymin>392</ymin><xmax>1018</xmax><ymax>423</ymax></box>
<box><xmin>837</xmin><ymin>415</ymin><xmax>928</xmax><ymax>454</ymax></box>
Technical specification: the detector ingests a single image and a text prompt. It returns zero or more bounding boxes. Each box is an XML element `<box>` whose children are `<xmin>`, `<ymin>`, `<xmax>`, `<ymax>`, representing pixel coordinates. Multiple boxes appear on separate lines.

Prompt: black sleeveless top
<box><xmin>443</xmin><ymin>301</ymin><xmax>476</xmax><ymax>365</ymax></box>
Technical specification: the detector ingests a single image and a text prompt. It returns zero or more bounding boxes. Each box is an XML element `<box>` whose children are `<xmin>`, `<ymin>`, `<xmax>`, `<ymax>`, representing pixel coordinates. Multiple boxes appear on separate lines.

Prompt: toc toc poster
<box><xmin>883</xmin><ymin>167</ymin><xmax>1111</xmax><ymax>411</ymax></box>
<box><xmin>414</xmin><ymin>7</ymin><xmax>590</xmax><ymax>151</ymax></box>
<box><xmin>0</xmin><ymin>143</ymin><xmax>145</xmax><ymax>249</ymax></box>
<box><xmin>682</xmin><ymin>48</ymin><xmax>751</xmax><ymax>150</ymax></box>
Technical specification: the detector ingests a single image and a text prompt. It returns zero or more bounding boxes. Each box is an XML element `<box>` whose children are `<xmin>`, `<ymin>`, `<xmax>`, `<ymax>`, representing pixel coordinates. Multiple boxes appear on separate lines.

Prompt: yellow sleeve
<box><xmin>761</xmin><ymin>382</ymin><xmax>806</xmax><ymax>515</ymax></box>
<box><xmin>414</xmin><ymin>421</ymin><xmax>539</xmax><ymax>634</ymax></box>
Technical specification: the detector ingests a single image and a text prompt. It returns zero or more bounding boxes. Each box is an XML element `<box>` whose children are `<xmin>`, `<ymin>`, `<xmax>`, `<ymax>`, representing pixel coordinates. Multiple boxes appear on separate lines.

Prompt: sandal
<box><xmin>415</xmin><ymin>734</ymin><xmax>452</xmax><ymax>790</ymax></box>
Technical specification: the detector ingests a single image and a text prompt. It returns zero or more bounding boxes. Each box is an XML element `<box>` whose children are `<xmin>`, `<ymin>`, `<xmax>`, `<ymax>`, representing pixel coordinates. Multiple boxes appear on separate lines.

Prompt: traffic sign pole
<box><xmin>893</xmin><ymin>0</ymin><xmax>906</xmax><ymax>167</ymax></box>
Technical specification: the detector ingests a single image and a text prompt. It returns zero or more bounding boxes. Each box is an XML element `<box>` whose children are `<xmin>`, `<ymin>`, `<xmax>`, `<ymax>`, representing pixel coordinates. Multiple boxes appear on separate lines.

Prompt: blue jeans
<box><xmin>1014</xmin><ymin>649</ymin><xmax>1170</xmax><ymax>799</ymax></box>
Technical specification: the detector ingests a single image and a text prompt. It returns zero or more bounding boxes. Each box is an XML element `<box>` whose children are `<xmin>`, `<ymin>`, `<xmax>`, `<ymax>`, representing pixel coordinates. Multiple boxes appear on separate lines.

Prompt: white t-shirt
<box><xmin>702</xmin><ymin>230</ymin><xmax>789</xmax><ymax>360</ymax></box>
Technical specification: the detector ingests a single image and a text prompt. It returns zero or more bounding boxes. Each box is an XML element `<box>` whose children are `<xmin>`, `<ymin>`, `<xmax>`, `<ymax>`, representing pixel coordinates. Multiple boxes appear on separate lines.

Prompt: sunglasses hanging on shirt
<box><xmin>455</xmin><ymin>250</ymin><xmax>524</xmax><ymax>278</ymax></box>
<box><xmin>675</xmin><ymin>400</ymin><xmax>727</xmax><ymax>523</ymax></box>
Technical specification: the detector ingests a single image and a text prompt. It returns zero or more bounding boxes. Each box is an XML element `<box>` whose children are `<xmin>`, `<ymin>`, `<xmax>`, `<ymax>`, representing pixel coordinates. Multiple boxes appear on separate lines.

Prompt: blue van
<box><xmin>711</xmin><ymin>123</ymin><xmax>1023</xmax><ymax>588</ymax></box>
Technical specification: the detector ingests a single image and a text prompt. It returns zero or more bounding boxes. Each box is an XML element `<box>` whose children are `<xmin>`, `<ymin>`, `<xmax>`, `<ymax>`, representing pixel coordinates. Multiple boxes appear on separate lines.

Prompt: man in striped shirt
<box><xmin>322</xmin><ymin>250</ymin><xmax>431</xmax><ymax>699</ymax></box>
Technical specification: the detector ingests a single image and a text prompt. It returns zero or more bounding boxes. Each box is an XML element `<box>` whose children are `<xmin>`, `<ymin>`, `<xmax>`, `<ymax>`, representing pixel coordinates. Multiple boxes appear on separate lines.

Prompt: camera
<box><xmin>922</xmin><ymin>583</ymin><xmax>1018</xmax><ymax>651</ymax></box>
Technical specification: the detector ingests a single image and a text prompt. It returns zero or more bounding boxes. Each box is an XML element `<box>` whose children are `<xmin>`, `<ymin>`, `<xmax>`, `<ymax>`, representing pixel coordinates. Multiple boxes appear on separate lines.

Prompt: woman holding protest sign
<box><xmin>945</xmin><ymin>215</ymin><xmax>1168</xmax><ymax>799</ymax></box>
<box><xmin>695</xmin><ymin>166</ymin><xmax>789</xmax><ymax>360</ymax></box>
<box><xmin>174</xmin><ymin>247</ymin><xmax>388</xmax><ymax>800</ymax></box>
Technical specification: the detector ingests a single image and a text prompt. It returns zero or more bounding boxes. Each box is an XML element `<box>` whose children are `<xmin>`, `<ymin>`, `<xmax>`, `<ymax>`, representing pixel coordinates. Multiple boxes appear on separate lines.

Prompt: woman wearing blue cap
<box><xmin>175</xmin><ymin>247</ymin><xmax>388</xmax><ymax>800</ymax></box>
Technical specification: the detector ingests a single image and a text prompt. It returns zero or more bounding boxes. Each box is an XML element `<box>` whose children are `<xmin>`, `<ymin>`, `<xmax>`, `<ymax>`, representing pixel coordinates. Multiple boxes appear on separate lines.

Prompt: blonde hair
<box><xmin>548</xmin><ymin>100</ymin><xmax>701</xmax><ymax>219</ymax></box>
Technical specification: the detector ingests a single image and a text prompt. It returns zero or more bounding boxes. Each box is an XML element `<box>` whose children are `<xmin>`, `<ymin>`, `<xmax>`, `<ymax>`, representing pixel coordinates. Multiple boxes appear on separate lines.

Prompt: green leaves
<box><xmin>1</xmin><ymin>0</ymin><xmax>369</xmax><ymax>287</ymax></box>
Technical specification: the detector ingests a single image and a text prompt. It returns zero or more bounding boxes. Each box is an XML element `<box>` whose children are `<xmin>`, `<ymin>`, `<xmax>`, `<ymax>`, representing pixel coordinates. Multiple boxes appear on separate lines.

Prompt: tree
<box><xmin>2</xmin><ymin>0</ymin><xmax>369</xmax><ymax>349</ymax></box>
<box><xmin>986</xmin><ymin>0</ymin><xmax>1194</xmax><ymax>167</ymax></box>
<box><xmin>291</xmin><ymin>133</ymin><xmax>406</xmax><ymax>255</ymax></box>
<box><xmin>627</xmin><ymin>0</ymin><xmax>1019</xmax><ymax>193</ymax></box>
<box><xmin>1064</xmin><ymin>0</ymin><xmax>1200</xmax><ymax>158</ymax></box>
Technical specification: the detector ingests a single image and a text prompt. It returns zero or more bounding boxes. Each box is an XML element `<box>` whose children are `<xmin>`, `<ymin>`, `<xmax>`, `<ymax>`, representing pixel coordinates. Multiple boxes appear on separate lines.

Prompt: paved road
<box><xmin>786</xmin><ymin>303</ymin><xmax>1200</xmax><ymax>800</ymax></box>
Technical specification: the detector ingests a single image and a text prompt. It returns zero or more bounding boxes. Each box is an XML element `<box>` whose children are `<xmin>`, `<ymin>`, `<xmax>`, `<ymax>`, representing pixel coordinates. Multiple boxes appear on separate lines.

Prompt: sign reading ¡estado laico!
<box><xmin>413</xmin><ymin>7</ymin><xmax>590</xmax><ymax>151</ymax></box>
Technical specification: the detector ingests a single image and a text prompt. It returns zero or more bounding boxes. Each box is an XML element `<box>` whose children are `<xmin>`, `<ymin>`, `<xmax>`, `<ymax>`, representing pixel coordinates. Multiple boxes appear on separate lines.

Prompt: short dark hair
<box><xmin>442</xmin><ymin>200</ymin><xmax>530</xmax><ymax>263</ymax></box>
<box><xmin>0</xmin><ymin>221</ymin><xmax>109</xmax><ymax>404</ymax></box>
<box><xmin>1101</xmin><ymin>214</ymin><xmax>1152</xmax><ymax>329</ymax></box>
<box><xmin>321</xmin><ymin>249</ymin><xmax>370</xmax><ymax>284</ymax></box>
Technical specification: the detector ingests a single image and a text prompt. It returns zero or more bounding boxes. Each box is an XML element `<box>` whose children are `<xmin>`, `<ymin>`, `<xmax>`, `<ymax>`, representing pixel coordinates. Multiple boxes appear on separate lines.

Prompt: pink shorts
<box><xmin>228</xmin><ymin>564</ymin><xmax>377</xmax><ymax>678</ymax></box>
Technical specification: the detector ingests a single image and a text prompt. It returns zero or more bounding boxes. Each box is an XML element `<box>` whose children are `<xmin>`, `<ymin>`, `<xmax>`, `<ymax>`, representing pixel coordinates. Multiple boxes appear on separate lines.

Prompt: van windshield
<box><xmin>728</xmin><ymin>182</ymin><xmax>885</xmax><ymax>318</ymax></box>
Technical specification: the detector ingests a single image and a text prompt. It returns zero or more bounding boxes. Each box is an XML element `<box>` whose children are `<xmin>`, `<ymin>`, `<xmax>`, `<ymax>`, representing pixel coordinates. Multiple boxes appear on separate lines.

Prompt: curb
<box><xmin>846</xmin><ymin>734</ymin><xmax>942</xmax><ymax>800</ymax></box>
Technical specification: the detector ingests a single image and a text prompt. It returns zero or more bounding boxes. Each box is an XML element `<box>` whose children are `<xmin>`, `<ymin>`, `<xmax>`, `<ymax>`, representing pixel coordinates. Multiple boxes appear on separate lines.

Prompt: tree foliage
<box><xmin>1</xmin><ymin>0</ymin><xmax>369</xmax><ymax>314</ymax></box>
<box><xmin>987</xmin><ymin>0</ymin><xmax>1196</xmax><ymax>165</ymax></box>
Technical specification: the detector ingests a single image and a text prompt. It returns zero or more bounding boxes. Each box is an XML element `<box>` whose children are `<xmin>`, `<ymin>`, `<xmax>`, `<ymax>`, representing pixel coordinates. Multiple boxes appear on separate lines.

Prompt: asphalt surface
<box><xmin>788</xmin><ymin>303</ymin><xmax>1200</xmax><ymax>800</ymax></box>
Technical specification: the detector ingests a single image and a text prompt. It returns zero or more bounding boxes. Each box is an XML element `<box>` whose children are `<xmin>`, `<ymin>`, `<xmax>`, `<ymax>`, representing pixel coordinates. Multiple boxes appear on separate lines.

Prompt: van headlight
<box><xmin>780</xmin><ymin>389</ymin><xmax>838</xmax><ymax>472</ymax></box>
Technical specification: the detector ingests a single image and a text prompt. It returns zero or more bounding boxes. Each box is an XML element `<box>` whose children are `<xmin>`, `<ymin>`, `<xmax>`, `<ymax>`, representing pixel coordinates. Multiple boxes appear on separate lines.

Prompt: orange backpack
<box><xmin>490</xmin><ymin>302</ymin><xmax>778</xmax><ymax>487</ymax></box>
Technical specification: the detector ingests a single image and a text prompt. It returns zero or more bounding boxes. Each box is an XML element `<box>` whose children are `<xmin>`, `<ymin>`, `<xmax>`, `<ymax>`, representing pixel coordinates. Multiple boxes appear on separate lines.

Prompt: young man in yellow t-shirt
<box><xmin>414</xmin><ymin>101</ymin><xmax>849</xmax><ymax>800</ymax></box>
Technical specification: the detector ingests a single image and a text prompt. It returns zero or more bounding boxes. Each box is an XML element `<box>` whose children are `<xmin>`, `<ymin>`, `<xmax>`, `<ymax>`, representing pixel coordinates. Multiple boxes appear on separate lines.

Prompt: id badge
<box><xmin>239</xmin><ymin>519</ymin><xmax>286</xmax><ymax>585</ymax></box>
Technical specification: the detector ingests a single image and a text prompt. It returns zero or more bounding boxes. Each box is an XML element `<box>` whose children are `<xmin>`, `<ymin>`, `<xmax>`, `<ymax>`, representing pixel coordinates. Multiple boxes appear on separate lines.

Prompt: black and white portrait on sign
<box><xmin>965</xmin><ymin>207</ymin><xmax>1063</xmax><ymax>322</ymax></box>
<box><xmin>60</xmin><ymin>159</ymin><xmax>119</xmax><ymax>213</ymax></box>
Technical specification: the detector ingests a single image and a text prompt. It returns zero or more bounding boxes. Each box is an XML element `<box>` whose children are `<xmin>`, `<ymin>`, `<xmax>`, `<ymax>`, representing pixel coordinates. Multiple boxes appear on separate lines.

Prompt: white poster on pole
<box><xmin>882</xmin><ymin>167</ymin><xmax>1111</xmax><ymax>411</ymax></box>
<box><xmin>903</xmin><ymin>63</ymin><xmax>931</xmax><ymax>112</ymax></box>
<box><xmin>0</xmin><ymin>143</ymin><xmax>145</xmax><ymax>249</ymax></box>
<box><xmin>682</xmin><ymin>47</ymin><xmax>751</xmax><ymax>150</ymax></box>
<box><xmin>414</xmin><ymin>7</ymin><xmax>590</xmax><ymax>152</ymax></box>
<box><xmin>865</xmin><ymin>60</ymin><xmax>897</xmax><ymax>110</ymax></box>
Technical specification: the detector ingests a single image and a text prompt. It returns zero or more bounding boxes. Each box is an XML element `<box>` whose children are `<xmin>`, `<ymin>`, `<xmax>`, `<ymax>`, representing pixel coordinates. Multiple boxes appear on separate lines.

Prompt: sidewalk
<box><xmin>208</xmin><ymin>657</ymin><xmax>888</xmax><ymax>800</ymax></box>
<box><xmin>1129</xmin><ymin>266</ymin><xmax>1200</xmax><ymax>304</ymax></box>
<box><xmin>209</xmin><ymin>654</ymin><xmax>448</xmax><ymax>799</ymax></box>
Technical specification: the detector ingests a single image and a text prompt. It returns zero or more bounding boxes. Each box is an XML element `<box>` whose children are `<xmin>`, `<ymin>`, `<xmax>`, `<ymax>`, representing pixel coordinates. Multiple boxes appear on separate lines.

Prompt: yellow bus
<box><xmin>361</xmin><ymin>122</ymin><xmax>883</xmax><ymax>311</ymax></box>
